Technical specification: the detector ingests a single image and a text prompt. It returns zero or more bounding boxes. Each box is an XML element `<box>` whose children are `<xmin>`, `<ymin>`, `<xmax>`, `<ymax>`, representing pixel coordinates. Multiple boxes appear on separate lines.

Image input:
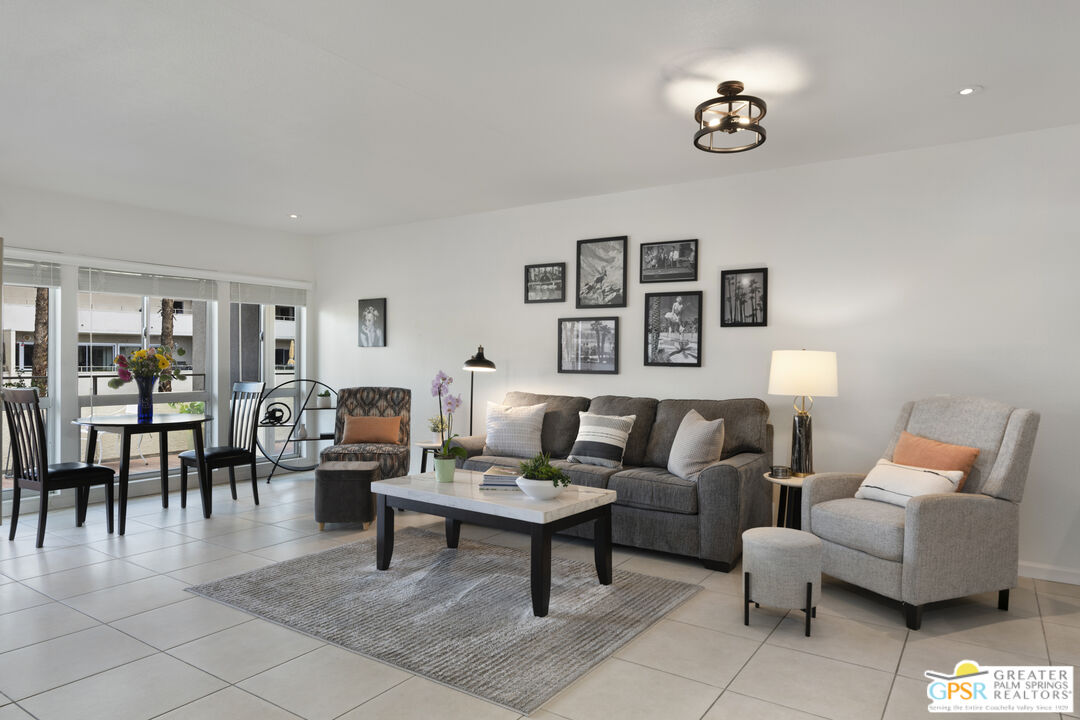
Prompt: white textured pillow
<box><xmin>667</xmin><ymin>409</ymin><xmax>725</xmax><ymax>480</ymax></box>
<box><xmin>854</xmin><ymin>459</ymin><xmax>964</xmax><ymax>508</ymax></box>
<box><xmin>483</xmin><ymin>401</ymin><xmax>547</xmax><ymax>458</ymax></box>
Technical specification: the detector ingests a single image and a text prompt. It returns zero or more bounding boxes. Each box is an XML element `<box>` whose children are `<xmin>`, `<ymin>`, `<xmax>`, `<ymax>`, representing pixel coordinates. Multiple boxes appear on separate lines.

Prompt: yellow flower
<box><xmin>133</xmin><ymin>349</ymin><xmax>147</xmax><ymax>359</ymax></box>
<box><xmin>157</xmin><ymin>355</ymin><xmax>170</xmax><ymax>370</ymax></box>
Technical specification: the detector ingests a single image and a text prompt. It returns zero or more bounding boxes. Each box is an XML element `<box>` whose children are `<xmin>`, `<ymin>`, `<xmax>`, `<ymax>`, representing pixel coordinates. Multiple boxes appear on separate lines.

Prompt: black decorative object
<box><xmin>358</xmin><ymin>298</ymin><xmax>387</xmax><ymax>347</ymax></box>
<box><xmin>261</xmin><ymin>403</ymin><xmax>291</xmax><ymax>426</ymax></box>
<box><xmin>640</xmin><ymin>240</ymin><xmax>698</xmax><ymax>283</ymax></box>
<box><xmin>694</xmin><ymin>80</ymin><xmax>767</xmax><ymax>154</ymax></box>
<box><xmin>524</xmin><ymin>263</ymin><xmax>566</xmax><ymax>303</ymax></box>
<box><xmin>576</xmin><ymin>237</ymin><xmax>627</xmax><ymax>308</ymax></box>
<box><xmin>462</xmin><ymin>345</ymin><xmax>496</xmax><ymax>435</ymax></box>
<box><xmin>644</xmin><ymin>291</ymin><xmax>702</xmax><ymax>367</ymax></box>
<box><xmin>558</xmin><ymin>317</ymin><xmax>618</xmax><ymax>374</ymax></box>
<box><xmin>255</xmin><ymin>379</ymin><xmax>337</xmax><ymax>482</ymax></box>
<box><xmin>720</xmin><ymin>268</ymin><xmax>768</xmax><ymax>327</ymax></box>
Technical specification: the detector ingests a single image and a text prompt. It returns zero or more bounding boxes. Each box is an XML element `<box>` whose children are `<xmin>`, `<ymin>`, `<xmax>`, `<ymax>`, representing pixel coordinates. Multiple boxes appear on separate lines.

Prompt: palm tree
<box><xmin>159</xmin><ymin>299</ymin><xmax>174</xmax><ymax>391</ymax></box>
<box><xmin>31</xmin><ymin>288</ymin><xmax>48</xmax><ymax>394</ymax></box>
<box><xmin>648</xmin><ymin>298</ymin><xmax>661</xmax><ymax>360</ymax></box>
<box><xmin>747</xmin><ymin>278</ymin><xmax>761</xmax><ymax>323</ymax></box>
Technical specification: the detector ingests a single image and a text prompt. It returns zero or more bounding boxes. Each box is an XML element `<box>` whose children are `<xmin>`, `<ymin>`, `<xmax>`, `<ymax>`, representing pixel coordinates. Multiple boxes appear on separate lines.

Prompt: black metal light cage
<box><xmin>693</xmin><ymin>80</ymin><xmax>767</xmax><ymax>154</ymax></box>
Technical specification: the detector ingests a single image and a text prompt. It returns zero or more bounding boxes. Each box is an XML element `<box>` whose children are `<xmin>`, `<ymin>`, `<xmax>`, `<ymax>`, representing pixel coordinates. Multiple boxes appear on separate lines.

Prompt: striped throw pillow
<box><xmin>667</xmin><ymin>409</ymin><xmax>725</xmax><ymax>480</ymax></box>
<box><xmin>567</xmin><ymin>412</ymin><xmax>637</xmax><ymax>468</ymax></box>
<box><xmin>484</xmin><ymin>401</ymin><xmax>547</xmax><ymax>458</ymax></box>
<box><xmin>854</xmin><ymin>459</ymin><xmax>963</xmax><ymax>507</ymax></box>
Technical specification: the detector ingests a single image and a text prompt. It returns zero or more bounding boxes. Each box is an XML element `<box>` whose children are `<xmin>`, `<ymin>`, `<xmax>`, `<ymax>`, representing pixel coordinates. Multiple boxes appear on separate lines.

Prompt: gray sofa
<box><xmin>452</xmin><ymin>391</ymin><xmax>773</xmax><ymax>571</ymax></box>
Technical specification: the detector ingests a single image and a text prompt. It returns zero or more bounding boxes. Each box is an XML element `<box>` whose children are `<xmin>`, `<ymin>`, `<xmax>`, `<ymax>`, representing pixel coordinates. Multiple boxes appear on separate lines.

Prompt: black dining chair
<box><xmin>2</xmin><ymin>389</ymin><xmax>115</xmax><ymax>548</ymax></box>
<box><xmin>179</xmin><ymin>381</ymin><xmax>264</xmax><ymax>507</ymax></box>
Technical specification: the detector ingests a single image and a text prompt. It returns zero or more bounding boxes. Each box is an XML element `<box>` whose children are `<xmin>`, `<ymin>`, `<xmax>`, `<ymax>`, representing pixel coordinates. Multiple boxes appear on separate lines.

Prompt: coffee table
<box><xmin>372</xmin><ymin>470</ymin><xmax>616</xmax><ymax>617</ymax></box>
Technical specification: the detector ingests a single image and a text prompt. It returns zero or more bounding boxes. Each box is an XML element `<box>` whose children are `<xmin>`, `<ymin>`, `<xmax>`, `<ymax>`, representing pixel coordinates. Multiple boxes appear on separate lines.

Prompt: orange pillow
<box><xmin>892</xmin><ymin>431</ymin><xmax>980</xmax><ymax>490</ymax></box>
<box><xmin>342</xmin><ymin>415</ymin><xmax>401</xmax><ymax>444</ymax></box>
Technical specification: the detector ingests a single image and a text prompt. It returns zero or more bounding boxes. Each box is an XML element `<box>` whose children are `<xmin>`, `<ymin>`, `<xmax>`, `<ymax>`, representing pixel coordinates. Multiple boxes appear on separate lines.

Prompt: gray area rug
<box><xmin>189</xmin><ymin>527</ymin><xmax>700</xmax><ymax>714</ymax></box>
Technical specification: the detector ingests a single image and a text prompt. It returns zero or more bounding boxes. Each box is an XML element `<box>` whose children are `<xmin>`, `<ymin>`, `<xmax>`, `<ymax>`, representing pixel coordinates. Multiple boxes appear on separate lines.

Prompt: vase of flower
<box><xmin>135</xmin><ymin>376</ymin><xmax>156</xmax><ymax>424</ymax></box>
<box><xmin>430</xmin><ymin>370</ymin><xmax>467</xmax><ymax>482</ymax></box>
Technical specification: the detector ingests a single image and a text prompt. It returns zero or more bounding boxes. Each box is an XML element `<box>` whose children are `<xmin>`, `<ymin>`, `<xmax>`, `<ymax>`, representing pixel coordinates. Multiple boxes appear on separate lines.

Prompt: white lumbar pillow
<box><xmin>667</xmin><ymin>409</ymin><xmax>725</xmax><ymax>480</ymax></box>
<box><xmin>483</xmin><ymin>401</ymin><xmax>547</xmax><ymax>458</ymax></box>
<box><xmin>854</xmin><ymin>459</ymin><xmax>964</xmax><ymax>508</ymax></box>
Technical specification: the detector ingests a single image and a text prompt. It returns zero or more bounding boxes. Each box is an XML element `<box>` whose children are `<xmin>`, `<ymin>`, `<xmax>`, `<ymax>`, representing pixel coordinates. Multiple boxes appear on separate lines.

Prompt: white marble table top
<box><xmin>372</xmin><ymin>469</ymin><xmax>616</xmax><ymax>525</ymax></box>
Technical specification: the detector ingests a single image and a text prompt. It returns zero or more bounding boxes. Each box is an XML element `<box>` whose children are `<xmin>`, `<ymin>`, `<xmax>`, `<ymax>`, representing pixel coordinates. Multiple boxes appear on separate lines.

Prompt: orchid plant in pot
<box><xmin>431</xmin><ymin>371</ymin><xmax>467</xmax><ymax>482</ymax></box>
<box><xmin>108</xmin><ymin>346</ymin><xmax>186</xmax><ymax>423</ymax></box>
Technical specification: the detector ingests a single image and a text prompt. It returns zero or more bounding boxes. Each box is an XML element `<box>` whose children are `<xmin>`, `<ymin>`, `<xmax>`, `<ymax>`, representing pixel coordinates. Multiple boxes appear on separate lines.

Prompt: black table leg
<box><xmin>420</xmin><ymin>449</ymin><xmax>429</xmax><ymax>474</ymax></box>
<box><xmin>777</xmin><ymin>485</ymin><xmax>788</xmax><ymax>527</ymax></box>
<box><xmin>118</xmin><ymin>430</ymin><xmax>131</xmax><ymax>535</ymax></box>
<box><xmin>158</xmin><ymin>431</ymin><xmax>169</xmax><ymax>508</ymax></box>
<box><xmin>594</xmin><ymin>507</ymin><xmax>612</xmax><ymax>585</ymax></box>
<box><xmin>85</xmin><ymin>427</ymin><xmax>98</xmax><ymax>464</ymax></box>
<box><xmin>531</xmin><ymin>525</ymin><xmax>553</xmax><ymax>617</ymax></box>
<box><xmin>192</xmin><ymin>426</ymin><xmax>211</xmax><ymax>518</ymax></box>
<box><xmin>445</xmin><ymin>517</ymin><xmax>461</xmax><ymax>548</ymax></box>
<box><xmin>376</xmin><ymin>495</ymin><xmax>394</xmax><ymax>570</ymax></box>
<box><xmin>788</xmin><ymin>487</ymin><xmax>802</xmax><ymax>530</ymax></box>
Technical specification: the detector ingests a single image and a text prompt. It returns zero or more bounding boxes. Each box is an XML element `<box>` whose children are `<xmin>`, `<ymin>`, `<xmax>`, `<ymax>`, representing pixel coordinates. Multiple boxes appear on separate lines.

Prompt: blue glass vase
<box><xmin>135</xmin><ymin>376</ymin><xmax>156</xmax><ymax>423</ymax></box>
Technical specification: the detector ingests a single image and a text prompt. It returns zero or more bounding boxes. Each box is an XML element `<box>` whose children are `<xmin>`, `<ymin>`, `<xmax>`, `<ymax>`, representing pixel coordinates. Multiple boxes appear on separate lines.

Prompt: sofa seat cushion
<box><xmin>320</xmin><ymin>443</ymin><xmax>410</xmax><ymax>479</ymax></box>
<box><xmin>811</xmin><ymin>497</ymin><xmax>905</xmax><ymax>562</ymax></box>
<box><xmin>549</xmin><ymin>460</ymin><xmax>620</xmax><ymax>489</ymax></box>
<box><xmin>608</xmin><ymin>467</ymin><xmax>699</xmax><ymax>515</ymax></box>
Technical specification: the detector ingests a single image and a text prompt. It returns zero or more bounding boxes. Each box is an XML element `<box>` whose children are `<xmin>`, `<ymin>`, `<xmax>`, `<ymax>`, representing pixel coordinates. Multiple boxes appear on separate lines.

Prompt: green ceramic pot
<box><xmin>433</xmin><ymin>457</ymin><xmax>456</xmax><ymax>483</ymax></box>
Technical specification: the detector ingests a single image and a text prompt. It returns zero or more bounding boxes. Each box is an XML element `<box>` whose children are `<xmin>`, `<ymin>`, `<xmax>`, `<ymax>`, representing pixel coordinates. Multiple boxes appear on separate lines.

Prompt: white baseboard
<box><xmin>1019</xmin><ymin>560</ymin><xmax>1080</xmax><ymax>586</ymax></box>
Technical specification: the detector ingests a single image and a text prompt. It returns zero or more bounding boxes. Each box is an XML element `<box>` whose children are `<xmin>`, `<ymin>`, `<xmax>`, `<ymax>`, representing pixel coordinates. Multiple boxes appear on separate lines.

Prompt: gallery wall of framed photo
<box><xmin>523</xmin><ymin>235</ymin><xmax>766</xmax><ymax>374</ymax></box>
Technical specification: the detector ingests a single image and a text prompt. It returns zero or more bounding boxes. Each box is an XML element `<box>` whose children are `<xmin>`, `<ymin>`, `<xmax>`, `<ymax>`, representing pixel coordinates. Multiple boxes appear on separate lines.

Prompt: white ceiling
<box><xmin>2</xmin><ymin>0</ymin><xmax>1078</xmax><ymax>235</ymax></box>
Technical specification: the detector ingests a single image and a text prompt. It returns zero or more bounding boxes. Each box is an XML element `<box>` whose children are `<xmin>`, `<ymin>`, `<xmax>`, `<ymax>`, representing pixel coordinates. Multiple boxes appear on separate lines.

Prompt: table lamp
<box><xmin>462</xmin><ymin>345</ymin><xmax>496</xmax><ymax>435</ymax></box>
<box><xmin>768</xmin><ymin>350</ymin><xmax>838</xmax><ymax>476</ymax></box>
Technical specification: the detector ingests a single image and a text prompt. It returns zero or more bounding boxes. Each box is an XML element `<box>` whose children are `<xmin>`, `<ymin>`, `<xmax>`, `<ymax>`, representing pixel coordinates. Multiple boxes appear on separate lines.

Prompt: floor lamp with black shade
<box><xmin>463</xmin><ymin>345</ymin><xmax>496</xmax><ymax>435</ymax></box>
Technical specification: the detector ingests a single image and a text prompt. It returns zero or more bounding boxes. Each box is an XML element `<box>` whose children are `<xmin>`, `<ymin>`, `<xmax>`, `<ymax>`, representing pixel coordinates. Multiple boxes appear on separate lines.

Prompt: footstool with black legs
<box><xmin>314</xmin><ymin>461</ymin><xmax>381</xmax><ymax>530</ymax></box>
<box><xmin>743</xmin><ymin>526</ymin><xmax>822</xmax><ymax>636</ymax></box>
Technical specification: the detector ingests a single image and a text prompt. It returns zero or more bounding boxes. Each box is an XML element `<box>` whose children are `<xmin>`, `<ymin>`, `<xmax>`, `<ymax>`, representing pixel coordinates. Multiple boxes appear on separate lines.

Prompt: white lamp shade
<box><xmin>768</xmin><ymin>350</ymin><xmax>838</xmax><ymax>397</ymax></box>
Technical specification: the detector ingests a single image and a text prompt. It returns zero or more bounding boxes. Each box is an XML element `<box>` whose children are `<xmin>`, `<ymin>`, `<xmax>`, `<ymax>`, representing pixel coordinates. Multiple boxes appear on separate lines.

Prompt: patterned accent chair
<box><xmin>802</xmin><ymin>395</ymin><xmax>1040</xmax><ymax>630</ymax></box>
<box><xmin>320</xmin><ymin>387</ymin><xmax>411</xmax><ymax>480</ymax></box>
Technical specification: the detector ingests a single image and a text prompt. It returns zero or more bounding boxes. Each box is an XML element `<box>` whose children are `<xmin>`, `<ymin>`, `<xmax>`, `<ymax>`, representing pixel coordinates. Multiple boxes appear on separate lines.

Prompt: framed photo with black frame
<box><xmin>558</xmin><ymin>316</ymin><xmax>619</xmax><ymax>374</ymax></box>
<box><xmin>640</xmin><ymin>239</ymin><xmax>698</xmax><ymax>283</ymax></box>
<box><xmin>524</xmin><ymin>262</ymin><xmax>566</xmax><ymax>303</ymax></box>
<box><xmin>644</xmin><ymin>291</ymin><xmax>702</xmax><ymax>367</ymax></box>
<box><xmin>576</xmin><ymin>236</ymin><xmax>627</xmax><ymax>308</ymax></box>
<box><xmin>357</xmin><ymin>298</ymin><xmax>387</xmax><ymax>347</ymax></box>
<box><xmin>720</xmin><ymin>268</ymin><xmax>768</xmax><ymax>327</ymax></box>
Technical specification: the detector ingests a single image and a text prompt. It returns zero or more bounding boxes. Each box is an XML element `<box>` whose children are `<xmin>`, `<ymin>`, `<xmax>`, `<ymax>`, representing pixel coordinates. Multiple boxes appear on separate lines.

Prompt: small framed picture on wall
<box><xmin>644</xmin><ymin>291</ymin><xmax>702</xmax><ymax>367</ymax></box>
<box><xmin>524</xmin><ymin>262</ymin><xmax>566</xmax><ymax>303</ymax></box>
<box><xmin>558</xmin><ymin>317</ymin><xmax>619</xmax><ymax>374</ymax></box>
<box><xmin>576</xmin><ymin>236</ymin><xmax>627</xmax><ymax>308</ymax></box>
<box><xmin>357</xmin><ymin>298</ymin><xmax>387</xmax><ymax>347</ymax></box>
<box><xmin>640</xmin><ymin>239</ymin><xmax>698</xmax><ymax>283</ymax></box>
<box><xmin>720</xmin><ymin>268</ymin><xmax>768</xmax><ymax>327</ymax></box>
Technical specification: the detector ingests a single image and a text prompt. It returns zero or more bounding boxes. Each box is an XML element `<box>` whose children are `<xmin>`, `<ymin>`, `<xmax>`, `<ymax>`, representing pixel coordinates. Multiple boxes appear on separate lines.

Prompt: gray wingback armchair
<box><xmin>802</xmin><ymin>395</ymin><xmax>1039</xmax><ymax>630</ymax></box>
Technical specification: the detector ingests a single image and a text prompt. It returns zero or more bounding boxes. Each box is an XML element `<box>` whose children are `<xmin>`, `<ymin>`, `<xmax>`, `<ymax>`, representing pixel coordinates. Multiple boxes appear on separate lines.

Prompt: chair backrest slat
<box><xmin>229</xmin><ymin>381</ymin><xmax>264</xmax><ymax>451</ymax></box>
<box><xmin>2</xmin><ymin>388</ymin><xmax>49</xmax><ymax>484</ymax></box>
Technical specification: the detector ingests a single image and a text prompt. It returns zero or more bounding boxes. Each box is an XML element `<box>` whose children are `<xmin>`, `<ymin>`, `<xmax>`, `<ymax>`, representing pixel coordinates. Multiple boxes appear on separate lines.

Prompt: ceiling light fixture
<box><xmin>288</xmin><ymin>213</ymin><xmax>300</xmax><ymax>219</ymax></box>
<box><xmin>694</xmin><ymin>80</ymin><xmax>767</xmax><ymax>154</ymax></box>
<box><xmin>958</xmin><ymin>85</ymin><xmax>983</xmax><ymax>96</ymax></box>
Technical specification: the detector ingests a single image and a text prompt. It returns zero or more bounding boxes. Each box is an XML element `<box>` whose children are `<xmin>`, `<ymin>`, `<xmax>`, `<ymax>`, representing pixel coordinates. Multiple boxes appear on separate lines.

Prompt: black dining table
<box><xmin>72</xmin><ymin>413</ymin><xmax>213</xmax><ymax>534</ymax></box>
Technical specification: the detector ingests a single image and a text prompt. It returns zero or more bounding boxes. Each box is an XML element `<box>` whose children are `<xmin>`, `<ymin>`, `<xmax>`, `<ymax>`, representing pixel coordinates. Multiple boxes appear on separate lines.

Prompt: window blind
<box><xmin>78</xmin><ymin>268</ymin><xmax>217</xmax><ymax>300</ymax></box>
<box><xmin>4</xmin><ymin>258</ymin><xmax>61</xmax><ymax>287</ymax></box>
<box><xmin>229</xmin><ymin>281</ymin><xmax>307</xmax><ymax>307</ymax></box>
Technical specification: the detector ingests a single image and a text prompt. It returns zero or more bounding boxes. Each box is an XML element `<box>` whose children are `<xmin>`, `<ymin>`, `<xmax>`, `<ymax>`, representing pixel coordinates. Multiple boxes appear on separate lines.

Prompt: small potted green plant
<box><xmin>428</xmin><ymin>415</ymin><xmax>449</xmax><ymax>443</ymax></box>
<box><xmin>316</xmin><ymin>389</ymin><xmax>332</xmax><ymax>408</ymax></box>
<box><xmin>516</xmin><ymin>453</ymin><xmax>572</xmax><ymax>500</ymax></box>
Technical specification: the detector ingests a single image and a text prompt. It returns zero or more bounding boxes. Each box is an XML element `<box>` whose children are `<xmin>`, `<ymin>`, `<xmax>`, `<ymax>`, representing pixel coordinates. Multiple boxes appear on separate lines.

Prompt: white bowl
<box><xmin>515</xmin><ymin>476</ymin><xmax>566</xmax><ymax>501</ymax></box>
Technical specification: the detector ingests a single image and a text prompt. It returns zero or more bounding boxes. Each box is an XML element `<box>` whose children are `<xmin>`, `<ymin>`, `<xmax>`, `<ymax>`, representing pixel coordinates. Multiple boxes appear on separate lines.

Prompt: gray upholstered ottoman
<box><xmin>314</xmin><ymin>460</ymin><xmax>381</xmax><ymax>530</ymax></box>
<box><xmin>743</xmin><ymin>527</ymin><xmax>822</xmax><ymax>636</ymax></box>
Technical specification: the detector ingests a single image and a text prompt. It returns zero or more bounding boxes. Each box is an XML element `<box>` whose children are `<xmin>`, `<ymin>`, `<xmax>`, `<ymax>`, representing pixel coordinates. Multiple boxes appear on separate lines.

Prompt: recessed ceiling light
<box><xmin>288</xmin><ymin>213</ymin><xmax>300</xmax><ymax>219</ymax></box>
<box><xmin>958</xmin><ymin>85</ymin><xmax>983</xmax><ymax>96</ymax></box>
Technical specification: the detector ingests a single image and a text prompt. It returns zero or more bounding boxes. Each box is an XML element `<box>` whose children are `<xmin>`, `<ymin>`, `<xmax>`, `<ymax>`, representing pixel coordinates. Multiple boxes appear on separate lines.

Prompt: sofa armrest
<box><xmin>903</xmin><ymin>493</ymin><xmax>1019</xmax><ymax>605</ymax></box>
<box><xmin>801</xmin><ymin>472</ymin><xmax>866</xmax><ymax>532</ymax></box>
<box><xmin>449</xmin><ymin>435</ymin><xmax>485</xmax><ymax>467</ymax></box>
<box><xmin>696</xmin><ymin>452</ymin><xmax>773</xmax><ymax>567</ymax></box>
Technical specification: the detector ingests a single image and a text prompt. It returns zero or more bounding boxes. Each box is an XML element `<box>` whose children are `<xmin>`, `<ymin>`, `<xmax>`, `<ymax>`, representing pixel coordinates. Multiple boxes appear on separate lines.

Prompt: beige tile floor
<box><xmin>0</xmin><ymin>471</ymin><xmax>1075</xmax><ymax>720</ymax></box>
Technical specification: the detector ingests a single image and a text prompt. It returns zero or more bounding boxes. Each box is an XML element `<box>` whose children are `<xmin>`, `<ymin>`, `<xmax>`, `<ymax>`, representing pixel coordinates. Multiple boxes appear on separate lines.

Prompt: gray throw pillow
<box><xmin>483</xmin><ymin>401</ymin><xmax>547</xmax><ymax>458</ymax></box>
<box><xmin>667</xmin><ymin>409</ymin><xmax>725</xmax><ymax>480</ymax></box>
<box><xmin>567</xmin><ymin>411</ymin><xmax>637</xmax><ymax>468</ymax></box>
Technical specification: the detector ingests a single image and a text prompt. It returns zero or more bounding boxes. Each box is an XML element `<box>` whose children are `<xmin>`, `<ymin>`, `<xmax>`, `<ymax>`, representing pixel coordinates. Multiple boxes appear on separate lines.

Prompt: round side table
<box><xmin>416</xmin><ymin>441</ymin><xmax>442</xmax><ymax>473</ymax></box>
<box><xmin>764</xmin><ymin>473</ymin><xmax>805</xmax><ymax>530</ymax></box>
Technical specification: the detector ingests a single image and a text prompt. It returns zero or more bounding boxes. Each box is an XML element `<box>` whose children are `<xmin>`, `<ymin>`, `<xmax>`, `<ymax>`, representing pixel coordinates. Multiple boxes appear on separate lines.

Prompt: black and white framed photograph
<box><xmin>524</xmin><ymin>262</ymin><xmax>566</xmax><ymax>303</ymax></box>
<box><xmin>558</xmin><ymin>317</ymin><xmax>619</xmax><ymax>374</ymax></box>
<box><xmin>357</xmin><ymin>298</ymin><xmax>387</xmax><ymax>347</ymax></box>
<box><xmin>720</xmin><ymin>268</ymin><xmax>768</xmax><ymax>327</ymax></box>
<box><xmin>640</xmin><ymin>239</ymin><xmax>698</xmax><ymax>283</ymax></box>
<box><xmin>576</xmin><ymin>236</ymin><xmax>627</xmax><ymax>308</ymax></box>
<box><xmin>644</xmin><ymin>291</ymin><xmax>702</xmax><ymax>367</ymax></box>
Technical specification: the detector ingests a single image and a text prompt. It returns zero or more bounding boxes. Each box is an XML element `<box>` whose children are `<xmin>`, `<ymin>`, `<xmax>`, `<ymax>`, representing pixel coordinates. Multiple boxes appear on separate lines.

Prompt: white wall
<box><xmin>315</xmin><ymin>123</ymin><xmax>1080</xmax><ymax>583</ymax></box>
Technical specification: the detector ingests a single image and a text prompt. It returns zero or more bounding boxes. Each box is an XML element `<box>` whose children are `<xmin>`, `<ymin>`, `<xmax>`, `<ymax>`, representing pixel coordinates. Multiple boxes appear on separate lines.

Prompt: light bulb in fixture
<box><xmin>706</xmin><ymin>116</ymin><xmax>721</xmax><ymax>127</ymax></box>
<box><xmin>288</xmin><ymin>213</ymin><xmax>300</xmax><ymax>219</ymax></box>
<box><xmin>957</xmin><ymin>85</ymin><xmax>983</xmax><ymax>96</ymax></box>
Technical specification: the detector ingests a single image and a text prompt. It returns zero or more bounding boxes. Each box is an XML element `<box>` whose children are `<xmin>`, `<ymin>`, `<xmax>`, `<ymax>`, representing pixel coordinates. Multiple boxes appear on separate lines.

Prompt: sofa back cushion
<box><xmin>587</xmin><ymin>396</ymin><xmax>658</xmax><ymax>466</ymax></box>
<box><xmin>500</xmin><ymin>391</ymin><xmax>590</xmax><ymax>458</ymax></box>
<box><xmin>645</xmin><ymin>398</ymin><xmax>769</xmax><ymax>467</ymax></box>
<box><xmin>484</xmin><ymin>402</ymin><xmax>546</xmax><ymax>458</ymax></box>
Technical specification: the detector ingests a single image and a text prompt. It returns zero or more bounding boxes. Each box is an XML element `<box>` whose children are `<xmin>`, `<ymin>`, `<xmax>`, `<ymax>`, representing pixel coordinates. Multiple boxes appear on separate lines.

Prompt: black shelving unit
<box><xmin>256</xmin><ymin>379</ymin><xmax>337</xmax><ymax>482</ymax></box>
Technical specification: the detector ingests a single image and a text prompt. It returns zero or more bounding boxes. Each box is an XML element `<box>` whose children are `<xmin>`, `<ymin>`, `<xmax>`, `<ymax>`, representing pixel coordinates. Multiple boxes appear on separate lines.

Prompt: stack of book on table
<box><xmin>479</xmin><ymin>466</ymin><xmax>521</xmax><ymax>492</ymax></box>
